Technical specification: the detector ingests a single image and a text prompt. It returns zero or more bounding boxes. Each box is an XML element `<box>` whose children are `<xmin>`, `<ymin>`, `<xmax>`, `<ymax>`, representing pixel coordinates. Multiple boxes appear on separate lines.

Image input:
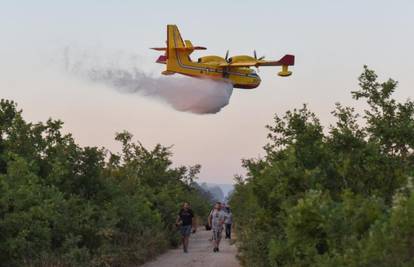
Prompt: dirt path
<box><xmin>141</xmin><ymin>229</ymin><xmax>240</xmax><ymax>267</ymax></box>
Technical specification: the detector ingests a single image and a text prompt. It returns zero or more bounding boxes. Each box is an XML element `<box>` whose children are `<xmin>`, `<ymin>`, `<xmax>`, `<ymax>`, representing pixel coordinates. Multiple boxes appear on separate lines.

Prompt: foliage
<box><xmin>230</xmin><ymin>66</ymin><xmax>414</xmax><ymax>267</ymax></box>
<box><xmin>0</xmin><ymin>100</ymin><xmax>211</xmax><ymax>266</ymax></box>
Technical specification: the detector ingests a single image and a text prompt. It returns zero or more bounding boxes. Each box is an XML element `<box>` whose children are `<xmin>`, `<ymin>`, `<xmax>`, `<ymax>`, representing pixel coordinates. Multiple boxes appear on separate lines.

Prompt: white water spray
<box><xmin>64</xmin><ymin>48</ymin><xmax>233</xmax><ymax>114</ymax></box>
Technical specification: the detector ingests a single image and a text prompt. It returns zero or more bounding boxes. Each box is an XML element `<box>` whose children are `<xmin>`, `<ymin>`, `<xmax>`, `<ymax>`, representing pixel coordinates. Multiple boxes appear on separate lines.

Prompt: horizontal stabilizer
<box><xmin>156</xmin><ymin>55</ymin><xmax>167</xmax><ymax>64</ymax></box>
<box><xmin>151</xmin><ymin>47</ymin><xmax>167</xmax><ymax>51</ymax></box>
<box><xmin>193</xmin><ymin>46</ymin><xmax>207</xmax><ymax>50</ymax></box>
<box><xmin>151</xmin><ymin>46</ymin><xmax>206</xmax><ymax>51</ymax></box>
<box><xmin>177</xmin><ymin>46</ymin><xmax>206</xmax><ymax>51</ymax></box>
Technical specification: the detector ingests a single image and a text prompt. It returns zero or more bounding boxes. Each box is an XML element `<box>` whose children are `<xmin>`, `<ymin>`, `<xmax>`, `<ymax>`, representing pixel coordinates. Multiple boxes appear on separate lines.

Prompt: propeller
<box><xmin>222</xmin><ymin>50</ymin><xmax>231</xmax><ymax>78</ymax></box>
<box><xmin>225</xmin><ymin>50</ymin><xmax>230</xmax><ymax>62</ymax></box>
<box><xmin>254</xmin><ymin>50</ymin><xmax>265</xmax><ymax>61</ymax></box>
<box><xmin>253</xmin><ymin>50</ymin><xmax>265</xmax><ymax>73</ymax></box>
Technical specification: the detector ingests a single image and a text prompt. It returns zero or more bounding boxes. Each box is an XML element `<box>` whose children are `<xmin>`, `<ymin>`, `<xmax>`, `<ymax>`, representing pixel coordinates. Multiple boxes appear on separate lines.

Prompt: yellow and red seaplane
<box><xmin>151</xmin><ymin>25</ymin><xmax>294</xmax><ymax>89</ymax></box>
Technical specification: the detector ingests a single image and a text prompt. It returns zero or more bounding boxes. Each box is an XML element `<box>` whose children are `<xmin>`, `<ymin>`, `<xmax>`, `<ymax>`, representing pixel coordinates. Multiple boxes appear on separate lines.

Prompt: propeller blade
<box><xmin>254</xmin><ymin>50</ymin><xmax>265</xmax><ymax>61</ymax></box>
<box><xmin>225</xmin><ymin>50</ymin><xmax>229</xmax><ymax>62</ymax></box>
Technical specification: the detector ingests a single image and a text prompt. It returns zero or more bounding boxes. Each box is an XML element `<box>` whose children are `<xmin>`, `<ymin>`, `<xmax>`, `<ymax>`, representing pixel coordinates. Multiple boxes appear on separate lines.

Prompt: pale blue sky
<box><xmin>1</xmin><ymin>1</ymin><xmax>414</xmax><ymax>183</ymax></box>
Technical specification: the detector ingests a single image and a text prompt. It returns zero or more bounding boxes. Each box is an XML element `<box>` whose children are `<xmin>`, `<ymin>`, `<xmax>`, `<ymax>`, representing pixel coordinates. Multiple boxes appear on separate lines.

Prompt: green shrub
<box><xmin>230</xmin><ymin>67</ymin><xmax>414</xmax><ymax>266</ymax></box>
<box><xmin>0</xmin><ymin>100</ymin><xmax>211</xmax><ymax>266</ymax></box>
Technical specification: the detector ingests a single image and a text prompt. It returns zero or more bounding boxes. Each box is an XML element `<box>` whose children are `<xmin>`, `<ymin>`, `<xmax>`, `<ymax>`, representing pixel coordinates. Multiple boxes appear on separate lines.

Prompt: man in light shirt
<box><xmin>208</xmin><ymin>202</ymin><xmax>226</xmax><ymax>252</ymax></box>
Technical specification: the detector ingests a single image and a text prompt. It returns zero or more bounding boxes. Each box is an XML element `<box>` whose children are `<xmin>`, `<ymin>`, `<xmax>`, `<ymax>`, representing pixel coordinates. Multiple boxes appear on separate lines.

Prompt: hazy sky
<box><xmin>1</xmin><ymin>1</ymin><xmax>414</xmax><ymax>184</ymax></box>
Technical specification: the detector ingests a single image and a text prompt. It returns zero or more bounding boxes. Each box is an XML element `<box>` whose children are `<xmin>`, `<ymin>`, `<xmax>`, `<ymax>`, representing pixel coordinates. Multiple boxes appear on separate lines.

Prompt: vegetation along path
<box><xmin>141</xmin><ymin>229</ymin><xmax>240</xmax><ymax>267</ymax></box>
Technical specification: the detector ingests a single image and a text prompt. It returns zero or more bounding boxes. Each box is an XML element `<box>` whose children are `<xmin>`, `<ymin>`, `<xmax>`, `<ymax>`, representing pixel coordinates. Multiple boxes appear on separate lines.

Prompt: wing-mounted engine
<box><xmin>197</xmin><ymin>56</ymin><xmax>227</xmax><ymax>65</ymax></box>
<box><xmin>227</xmin><ymin>55</ymin><xmax>256</xmax><ymax>63</ymax></box>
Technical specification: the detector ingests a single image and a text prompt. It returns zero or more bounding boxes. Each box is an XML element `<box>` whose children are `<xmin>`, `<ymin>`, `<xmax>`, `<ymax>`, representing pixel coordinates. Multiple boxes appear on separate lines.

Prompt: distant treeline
<box><xmin>0</xmin><ymin>100</ymin><xmax>212</xmax><ymax>266</ymax></box>
<box><xmin>200</xmin><ymin>183</ymin><xmax>225</xmax><ymax>202</ymax></box>
<box><xmin>230</xmin><ymin>67</ymin><xmax>414</xmax><ymax>266</ymax></box>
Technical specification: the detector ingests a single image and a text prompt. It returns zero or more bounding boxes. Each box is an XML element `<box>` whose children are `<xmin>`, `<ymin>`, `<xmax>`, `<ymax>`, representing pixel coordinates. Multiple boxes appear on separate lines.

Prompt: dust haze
<box><xmin>63</xmin><ymin>47</ymin><xmax>233</xmax><ymax>114</ymax></box>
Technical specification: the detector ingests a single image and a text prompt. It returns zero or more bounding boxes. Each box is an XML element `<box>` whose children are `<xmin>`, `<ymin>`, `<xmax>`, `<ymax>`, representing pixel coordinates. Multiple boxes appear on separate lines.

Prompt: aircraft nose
<box><xmin>254</xmin><ymin>79</ymin><xmax>261</xmax><ymax>88</ymax></box>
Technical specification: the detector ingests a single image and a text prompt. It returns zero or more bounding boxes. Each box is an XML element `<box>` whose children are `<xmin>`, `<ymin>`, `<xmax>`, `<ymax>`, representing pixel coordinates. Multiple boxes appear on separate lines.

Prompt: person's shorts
<box><xmin>180</xmin><ymin>225</ymin><xmax>192</xmax><ymax>237</ymax></box>
<box><xmin>212</xmin><ymin>227</ymin><xmax>223</xmax><ymax>241</ymax></box>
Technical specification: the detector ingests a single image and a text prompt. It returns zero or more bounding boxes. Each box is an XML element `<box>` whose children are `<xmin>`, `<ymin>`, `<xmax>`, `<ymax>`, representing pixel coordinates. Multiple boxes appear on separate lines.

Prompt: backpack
<box><xmin>205</xmin><ymin>208</ymin><xmax>214</xmax><ymax>231</ymax></box>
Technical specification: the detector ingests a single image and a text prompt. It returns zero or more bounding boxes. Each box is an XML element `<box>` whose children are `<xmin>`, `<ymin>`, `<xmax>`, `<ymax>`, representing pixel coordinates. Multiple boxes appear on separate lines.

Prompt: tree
<box><xmin>230</xmin><ymin>67</ymin><xmax>414</xmax><ymax>267</ymax></box>
<box><xmin>0</xmin><ymin>101</ymin><xmax>211</xmax><ymax>266</ymax></box>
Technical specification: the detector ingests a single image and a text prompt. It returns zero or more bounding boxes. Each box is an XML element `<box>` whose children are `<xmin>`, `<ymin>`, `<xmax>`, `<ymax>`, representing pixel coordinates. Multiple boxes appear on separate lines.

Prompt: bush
<box><xmin>230</xmin><ymin>67</ymin><xmax>414</xmax><ymax>266</ymax></box>
<box><xmin>0</xmin><ymin>100</ymin><xmax>211</xmax><ymax>266</ymax></box>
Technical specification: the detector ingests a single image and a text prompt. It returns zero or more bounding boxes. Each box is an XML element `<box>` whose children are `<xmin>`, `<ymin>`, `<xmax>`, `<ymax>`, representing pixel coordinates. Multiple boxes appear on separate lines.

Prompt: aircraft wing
<box><xmin>218</xmin><ymin>61</ymin><xmax>257</xmax><ymax>67</ymax></box>
<box><xmin>218</xmin><ymin>55</ymin><xmax>295</xmax><ymax>68</ymax></box>
<box><xmin>257</xmin><ymin>55</ymin><xmax>295</xmax><ymax>67</ymax></box>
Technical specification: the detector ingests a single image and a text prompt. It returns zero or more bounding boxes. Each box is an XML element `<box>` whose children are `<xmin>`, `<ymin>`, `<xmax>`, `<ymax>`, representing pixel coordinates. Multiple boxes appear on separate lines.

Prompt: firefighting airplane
<box><xmin>151</xmin><ymin>25</ymin><xmax>295</xmax><ymax>89</ymax></box>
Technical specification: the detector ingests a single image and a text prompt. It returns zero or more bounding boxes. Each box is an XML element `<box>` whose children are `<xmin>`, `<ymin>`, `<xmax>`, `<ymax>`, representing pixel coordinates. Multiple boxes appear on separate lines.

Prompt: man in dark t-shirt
<box><xmin>176</xmin><ymin>202</ymin><xmax>196</xmax><ymax>253</ymax></box>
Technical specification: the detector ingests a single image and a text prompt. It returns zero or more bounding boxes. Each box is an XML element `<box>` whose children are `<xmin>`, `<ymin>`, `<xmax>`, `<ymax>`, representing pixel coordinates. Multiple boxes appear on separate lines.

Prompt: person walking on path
<box><xmin>224</xmin><ymin>206</ymin><xmax>233</xmax><ymax>239</ymax></box>
<box><xmin>176</xmin><ymin>202</ymin><xmax>196</xmax><ymax>253</ymax></box>
<box><xmin>208</xmin><ymin>202</ymin><xmax>226</xmax><ymax>252</ymax></box>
